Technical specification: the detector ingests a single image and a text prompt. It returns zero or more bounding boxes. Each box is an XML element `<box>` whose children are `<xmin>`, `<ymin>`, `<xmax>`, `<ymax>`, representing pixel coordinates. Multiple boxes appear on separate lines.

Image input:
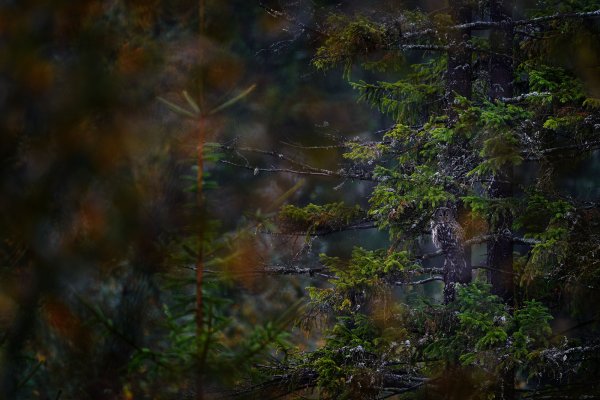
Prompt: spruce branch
<box><xmin>402</xmin><ymin>9</ymin><xmax>600</xmax><ymax>39</ymax></box>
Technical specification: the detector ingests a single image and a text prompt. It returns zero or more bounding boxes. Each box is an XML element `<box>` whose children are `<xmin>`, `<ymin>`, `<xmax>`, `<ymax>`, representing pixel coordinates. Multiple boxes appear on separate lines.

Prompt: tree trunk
<box><xmin>446</xmin><ymin>1</ymin><xmax>473</xmax><ymax>119</ymax></box>
<box><xmin>488</xmin><ymin>1</ymin><xmax>516</xmax><ymax>399</ymax></box>
<box><xmin>488</xmin><ymin>0</ymin><xmax>515</xmax><ymax>311</ymax></box>
<box><xmin>443</xmin><ymin>0</ymin><xmax>473</xmax><ymax>302</ymax></box>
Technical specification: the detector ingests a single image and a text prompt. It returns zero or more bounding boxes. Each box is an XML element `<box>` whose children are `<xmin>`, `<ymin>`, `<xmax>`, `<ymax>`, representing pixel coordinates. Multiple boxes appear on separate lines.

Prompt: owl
<box><xmin>430</xmin><ymin>207</ymin><xmax>470</xmax><ymax>302</ymax></box>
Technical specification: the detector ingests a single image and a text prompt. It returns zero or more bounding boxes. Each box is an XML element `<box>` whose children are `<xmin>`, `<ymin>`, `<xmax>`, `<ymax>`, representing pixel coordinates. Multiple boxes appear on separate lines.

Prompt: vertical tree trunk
<box><xmin>488</xmin><ymin>0</ymin><xmax>515</xmax><ymax>310</ymax></box>
<box><xmin>443</xmin><ymin>0</ymin><xmax>473</xmax><ymax>302</ymax></box>
<box><xmin>488</xmin><ymin>1</ymin><xmax>516</xmax><ymax>399</ymax></box>
<box><xmin>446</xmin><ymin>1</ymin><xmax>473</xmax><ymax>119</ymax></box>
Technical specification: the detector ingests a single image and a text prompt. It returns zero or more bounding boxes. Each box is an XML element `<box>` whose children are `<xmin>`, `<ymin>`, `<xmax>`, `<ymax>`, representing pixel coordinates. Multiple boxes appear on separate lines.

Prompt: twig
<box><xmin>220</xmin><ymin>160</ymin><xmax>377</xmax><ymax>181</ymax></box>
<box><xmin>394</xmin><ymin>276</ymin><xmax>444</xmax><ymax>286</ymax></box>
<box><xmin>501</xmin><ymin>91</ymin><xmax>551</xmax><ymax>103</ymax></box>
<box><xmin>403</xmin><ymin>9</ymin><xmax>600</xmax><ymax>39</ymax></box>
<box><xmin>280</xmin><ymin>141</ymin><xmax>348</xmax><ymax>150</ymax></box>
<box><xmin>263</xmin><ymin>221</ymin><xmax>377</xmax><ymax>237</ymax></box>
<box><xmin>525</xmin><ymin>140</ymin><xmax>600</xmax><ymax>160</ymax></box>
<box><xmin>220</xmin><ymin>144</ymin><xmax>336</xmax><ymax>175</ymax></box>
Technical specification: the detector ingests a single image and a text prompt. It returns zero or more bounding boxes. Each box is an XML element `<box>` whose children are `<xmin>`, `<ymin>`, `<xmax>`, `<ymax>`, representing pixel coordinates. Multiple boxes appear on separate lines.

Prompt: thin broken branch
<box><xmin>219</xmin><ymin>160</ymin><xmax>377</xmax><ymax>181</ymax></box>
<box><xmin>525</xmin><ymin>140</ymin><xmax>600</xmax><ymax>160</ymax></box>
<box><xmin>501</xmin><ymin>91</ymin><xmax>551</xmax><ymax>103</ymax></box>
<box><xmin>403</xmin><ymin>9</ymin><xmax>600</xmax><ymax>39</ymax></box>
<box><xmin>394</xmin><ymin>276</ymin><xmax>444</xmax><ymax>286</ymax></box>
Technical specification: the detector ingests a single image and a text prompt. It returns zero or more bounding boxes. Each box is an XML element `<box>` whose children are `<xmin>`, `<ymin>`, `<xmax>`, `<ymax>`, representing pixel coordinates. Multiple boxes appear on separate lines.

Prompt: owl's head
<box><xmin>432</xmin><ymin>207</ymin><xmax>453</xmax><ymax>223</ymax></box>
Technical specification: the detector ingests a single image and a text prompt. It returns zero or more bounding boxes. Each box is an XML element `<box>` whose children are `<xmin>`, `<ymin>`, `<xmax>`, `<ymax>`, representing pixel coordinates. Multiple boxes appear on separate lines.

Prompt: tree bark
<box><xmin>488</xmin><ymin>0</ymin><xmax>515</xmax><ymax>308</ymax></box>
<box><xmin>488</xmin><ymin>1</ymin><xmax>516</xmax><ymax>399</ymax></box>
<box><xmin>443</xmin><ymin>1</ymin><xmax>473</xmax><ymax>302</ymax></box>
<box><xmin>446</xmin><ymin>0</ymin><xmax>473</xmax><ymax>119</ymax></box>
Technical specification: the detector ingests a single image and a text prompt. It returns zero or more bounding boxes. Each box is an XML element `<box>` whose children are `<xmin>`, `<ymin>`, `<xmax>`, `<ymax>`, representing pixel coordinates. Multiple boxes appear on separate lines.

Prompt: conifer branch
<box><xmin>220</xmin><ymin>144</ymin><xmax>335</xmax><ymax>175</ymax></box>
<box><xmin>234</xmin><ymin>366</ymin><xmax>427</xmax><ymax>398</ymax></box>
<box><xmin>257</xmin><ymin>1</ymin><xmax>327</xmax><ymax>38</ymax></box>
<box><xmin>259</xmin><ymin>220</ymin><xmax>378</xmax><ymax>237</ymax></box>
<box><xmin>394</xmin><ymin>276</ymin><xmax>444</xmax><ymax>286</ymax></box>
<box><xmin>525</xmin><ymin>140</ymin><xmax>600</xmax><ymax>160</ymax></box>
<box><xmin>501</xmin><ymin>92</ymin><xmax>551</xmax><ymax>103</ymax></box>
<box><xmin>402</xmin><ymin>9</ymin><xmax>600</xmax><ymax>39</ymax></box>
<box><xmin>219</xmin><ymin>160</ymin><xmax>378</xmax><ymax>181</ymax></box>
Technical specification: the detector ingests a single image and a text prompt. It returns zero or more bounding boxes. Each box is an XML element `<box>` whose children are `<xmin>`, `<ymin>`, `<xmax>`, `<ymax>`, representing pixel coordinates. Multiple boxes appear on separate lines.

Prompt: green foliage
<box><xmin>422</xmin><ymin>283</ymin><xmax>509</xmax><ymax>365</ymax></box>
<box><xmin>322</xmin><ymin>248</ymin><xmax>413</xmax><ymax>286</ymax></box>
<box><xmin>422</xmin><ymin>283</ymin><xmax>553</xmax><ymax>370</ymax></box>
<box><xmin>350</xmin><ymin>59</ymin><xmax>445</xmax><ymax>124</ymax></box>
<box><xmin>463</xmin><ymin>101</ymin><xmax>532</xmax><ymax>176</ymax></box>
<box><xmin>522</xmin><ymin>64</ymin><xmax>585</xmax><ymax>105</ymax></box>
<box><xmin>514</xmin><ymin>192</ymin><xmax>574</xmax><ymax>234</ymax></box>
<box><xmin>512</xmin><ymin>301</ymin><xmax>553</xmax><ymax>356</ymax></box>
<box><xmin>583</xmin><ymin>97</ymin><xmax>600</xmax><ymax>108</ymax></box>
<box><xmin>455</xmin><ymin>284</ymin><xmax>509</xmax><ymax>353</ymax></box>
<box><xmin>542</xmin><ymin>115</ymin><xmax>584</xmax><ymax>130</ymax></box>
<box><xmin>342</xmin><ymin>141</ymin><xmax>386</xmax><ymax>163</ymax></box>
<box><xmin>351</xmin><ymin>79</ymin><xmax>439</xmax><ymax>124</ymax></box>
<box><xmin>313</xmin><ymin>15</ymin><xmax>388</xmax><ymax>77</ymax></box>
<box><xmin>294</xmin><ymin>313</ymin><xmax>402</xmax><ymax>399</ymax></box>
<box><xmin>309</xmin><ymin>248</ymin><xmax>415</xmax><ymax>312</ymax></box>
<box><xmin>278</xmin><ymin>202</ymin><xmax>365</xmax><ymax>233</ymax></box>
<box><xmin>469</xmin><ymin>131</ymin><xmax>523</xmax><ymax>176</ymax></box>
<box><xmin>127</xmin><ymin>230</ymin><xmax>296</xmax><ymax>394</ymax></box>
<box><xmin>462</xmin><ymin>196</ymin><xmax>516</xmax><ymax>228</ymax></box>
<box><xmin>521</xmin><ymin>227</ymin><xmax>569</xmax><ymax>286</ymax></box>
<box><xmin>509</xmin><ymin>192</ymin><xmax>576</xmax><ymax>288</ymax></box>
<box><xmin>264</xmin><ymin>2</ymin><xmax>600</xmax><ymax>398</ymax></box>
<box><xmin>369</xmin><ymin>165</ymin><xmax>455</xmax><ymax>236</ymax></box>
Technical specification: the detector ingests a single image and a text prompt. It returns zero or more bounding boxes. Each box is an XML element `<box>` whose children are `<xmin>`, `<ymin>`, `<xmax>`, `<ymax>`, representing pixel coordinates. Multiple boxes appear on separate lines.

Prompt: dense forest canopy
<box><xmin>1</xmin><ymin>1</ymin><xmax>600</xmax><ymax>399</ymax></box>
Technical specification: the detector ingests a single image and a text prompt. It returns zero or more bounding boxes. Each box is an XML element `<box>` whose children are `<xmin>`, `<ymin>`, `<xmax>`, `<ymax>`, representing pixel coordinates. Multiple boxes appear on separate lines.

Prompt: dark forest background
<box><xmin>0</xmin><ymin>1</ymin><xmax>384</xmax><ymax>398</ymax></box>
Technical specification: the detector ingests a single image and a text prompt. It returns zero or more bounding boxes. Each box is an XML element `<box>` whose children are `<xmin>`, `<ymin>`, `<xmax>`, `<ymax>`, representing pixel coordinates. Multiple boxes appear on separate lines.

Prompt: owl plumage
<box><xmin>430</xmin><ymin>207</ymin><xmax>470</xmax><ymax>302</ymax></box>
